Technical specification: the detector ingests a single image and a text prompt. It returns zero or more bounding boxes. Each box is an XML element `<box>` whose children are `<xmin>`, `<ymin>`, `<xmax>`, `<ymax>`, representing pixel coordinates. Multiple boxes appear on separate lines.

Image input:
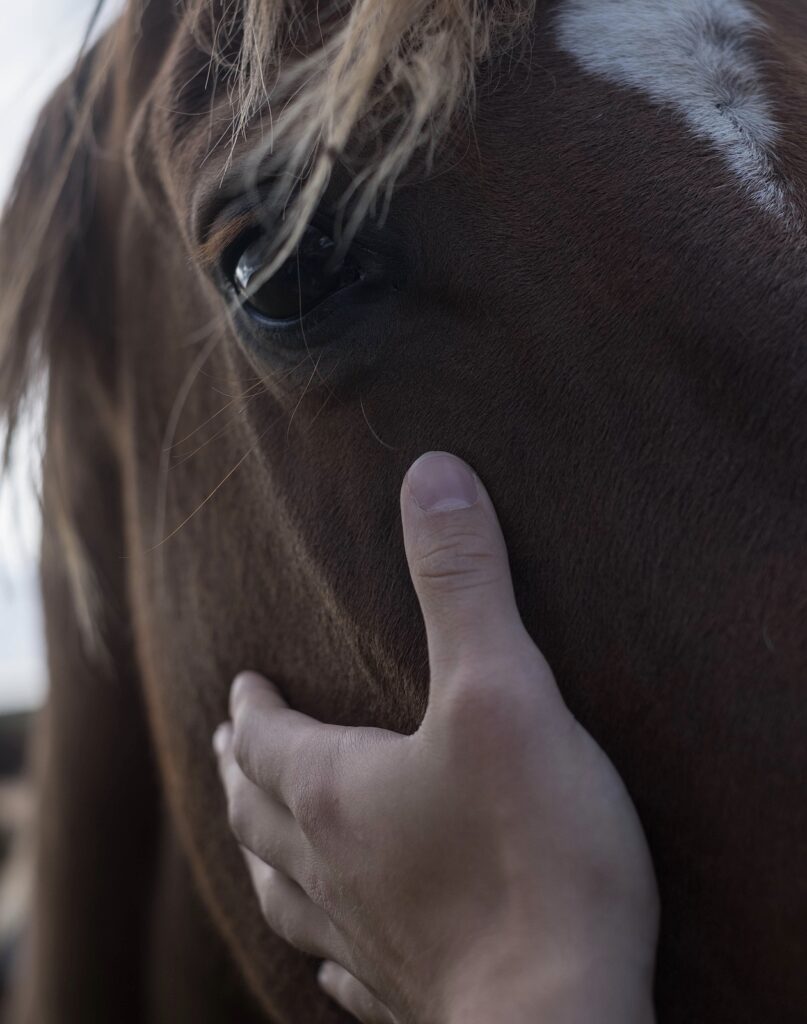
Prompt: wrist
<box><xmin>443</xmin><ymin>949</ymin><xmax>656</xmax><ymax>1024</ymax></box>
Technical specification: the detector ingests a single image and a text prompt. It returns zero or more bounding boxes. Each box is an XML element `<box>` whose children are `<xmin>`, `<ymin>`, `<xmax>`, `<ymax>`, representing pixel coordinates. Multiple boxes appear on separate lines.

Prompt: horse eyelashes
<box><xmin>231</xmin><ymin>223</ymin><xmax>365</xmax><ymax>324</ymax></box>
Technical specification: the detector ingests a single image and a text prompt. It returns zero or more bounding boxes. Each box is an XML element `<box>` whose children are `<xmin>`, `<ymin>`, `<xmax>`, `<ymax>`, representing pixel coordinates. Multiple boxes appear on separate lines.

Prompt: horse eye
<box><xmin>232</xmin><ymin>223</ymin><xmax>364</xmax><ymax>322</ymax></box>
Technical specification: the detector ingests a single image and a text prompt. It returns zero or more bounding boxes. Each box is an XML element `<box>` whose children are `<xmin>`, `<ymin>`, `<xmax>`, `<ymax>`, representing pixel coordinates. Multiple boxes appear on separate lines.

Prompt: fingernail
<box><xmin>407</xmin><ymin>452</ymin><xmax>478</xmax><ymax>512</ymax></box>
<box><xmin>318</xmin><ymin>961</ymin><xmax>335</xmax><ymax>985</ymax></box>
<box><xmin>212</xmin><ymin>722</ymin><xmax>231</xmax><ymax>756</ymax></box>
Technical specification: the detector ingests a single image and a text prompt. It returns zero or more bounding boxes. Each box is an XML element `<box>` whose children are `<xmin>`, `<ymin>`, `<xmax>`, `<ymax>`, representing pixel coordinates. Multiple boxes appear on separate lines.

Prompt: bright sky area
<box><xmin>0</xmin><ymin>0</ymin><xmax>122</xmax><ymax>711</ymax></box>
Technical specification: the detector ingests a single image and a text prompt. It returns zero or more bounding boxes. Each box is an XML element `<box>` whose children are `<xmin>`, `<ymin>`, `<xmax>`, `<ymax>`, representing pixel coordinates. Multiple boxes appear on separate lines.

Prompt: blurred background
<box><xmin>0</xmin><ymin>1</ymin><xmax>121</xmax><ymax>716</ymax></box>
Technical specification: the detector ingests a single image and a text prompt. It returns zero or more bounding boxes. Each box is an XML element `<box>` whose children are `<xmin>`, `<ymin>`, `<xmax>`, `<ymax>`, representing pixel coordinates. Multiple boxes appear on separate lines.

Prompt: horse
<box><xmin>1</xmin><ymin>0</ymin><xmax>805</xmax><ymax>1021</ymax></box>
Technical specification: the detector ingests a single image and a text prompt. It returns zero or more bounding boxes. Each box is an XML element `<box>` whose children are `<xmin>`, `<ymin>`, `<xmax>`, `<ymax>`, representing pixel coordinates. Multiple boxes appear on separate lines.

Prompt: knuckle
<box><xmin>441</xmin><ymin>677</ymin><xmax>508</xmax><ymax>739</ymax></box>
<box><xmin>290</xmin><ymin>745</ymin><xmax>344</xmax><ymax>836</ymax></box>
<box><xmin>441</xmin><ymin>660</ymin><xmax>546</xmax><ymax>741</ymax></box>
<box><xmin>414</xmin><ymin>528</ymin><xmax>502</xmax><ymax>593</ymax></box>
<box><xmin>262</xmin><ymin>834</ymin><xmax>288</xmax><ymax>871</ymax></box>
<box><xmin>293</xmin><ymin>774</ymin><xmax>337</xmax><ymax>836</ymax></box>
<box><xmin>299</xmin><ymin>861</ymin><xmax>329</xmax><ymax>909</ymax></box>
<box><xmin>288</xmin><ymin>765</ymin><xmax>318</xmax><ymax>824</ymax></box>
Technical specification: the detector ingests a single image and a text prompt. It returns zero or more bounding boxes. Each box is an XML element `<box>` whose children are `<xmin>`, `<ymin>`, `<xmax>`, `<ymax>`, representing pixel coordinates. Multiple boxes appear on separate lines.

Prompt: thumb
<box><xmin>401</xmin><ymin>452</ymin><xmax>532</xmax><ymax>680</ymax></box>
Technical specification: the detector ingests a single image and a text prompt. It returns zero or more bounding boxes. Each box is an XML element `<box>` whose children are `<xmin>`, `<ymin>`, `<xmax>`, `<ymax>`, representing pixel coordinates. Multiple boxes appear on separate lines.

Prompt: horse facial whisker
<box><xmin>169</xmin><ymin>389</ymin><xmax>266</xmax><ymax>469</ymax></box>
<box><xmin>360</xmin><ymin>396</ymin><xmax>399</xmax><ymax>452</ymax></box>
<box><xmin>154</xmin><ymin>333</ymin><xmax>220</xmax><ymax>555</ymax></box>
<box><xmin>286</xmin><ymin>351</ymin><xmax>326</xmax><ymax>441</ymax></box>
<box><xmin>165</xmin><ymin>379</ymin><xmax>265</xmax><ymax>452</ymax></box>
<box><xmin>149</xmin><ymin>440</ymin><xmax>258</xmax><ymax>553</ymax></box>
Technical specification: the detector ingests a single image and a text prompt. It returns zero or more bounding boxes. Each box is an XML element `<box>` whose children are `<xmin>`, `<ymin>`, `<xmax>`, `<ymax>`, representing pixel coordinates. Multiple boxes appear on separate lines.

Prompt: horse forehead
<box><xmin>554</xmin><ymin>0</ymin><xmax>790</xmax><ymax>220</ymax></box>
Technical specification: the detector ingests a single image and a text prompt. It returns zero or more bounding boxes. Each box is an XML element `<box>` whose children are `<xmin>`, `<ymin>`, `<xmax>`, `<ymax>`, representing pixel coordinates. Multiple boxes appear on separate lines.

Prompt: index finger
<box><xmin>229</xmin><ymin>671</ymin><xmax>343</xmax><ymax>811</ymax></box>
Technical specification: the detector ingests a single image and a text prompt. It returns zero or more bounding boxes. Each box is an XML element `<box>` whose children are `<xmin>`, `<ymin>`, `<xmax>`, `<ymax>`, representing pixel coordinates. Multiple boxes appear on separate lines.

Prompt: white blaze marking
<box><xmin>555</xmin><ymin>0</ymin><xmax>791</xmax><ymax>220</ymax></box>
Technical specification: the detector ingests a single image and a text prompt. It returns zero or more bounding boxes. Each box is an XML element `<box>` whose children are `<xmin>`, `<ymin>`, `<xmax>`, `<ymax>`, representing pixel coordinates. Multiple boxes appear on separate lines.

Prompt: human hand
<box><xmin>214</xmin><ymin>452</ymin><xmax>659</xmax><ymax>1024</ymax></box>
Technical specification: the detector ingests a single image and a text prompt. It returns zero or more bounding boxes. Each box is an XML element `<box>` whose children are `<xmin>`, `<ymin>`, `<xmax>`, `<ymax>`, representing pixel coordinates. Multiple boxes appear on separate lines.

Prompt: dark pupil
<box><xmin>234</xmin><ymin>224</ymin><xmax>362</xmax><ymax>321</ymax></box>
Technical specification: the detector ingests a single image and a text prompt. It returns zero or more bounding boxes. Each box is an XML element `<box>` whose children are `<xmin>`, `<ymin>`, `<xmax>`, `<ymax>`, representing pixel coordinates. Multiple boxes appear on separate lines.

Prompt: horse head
<box><xmin>1</xmin><ymin>1</ymin><xmax>805</xmax><ymax>1021</ymax></box>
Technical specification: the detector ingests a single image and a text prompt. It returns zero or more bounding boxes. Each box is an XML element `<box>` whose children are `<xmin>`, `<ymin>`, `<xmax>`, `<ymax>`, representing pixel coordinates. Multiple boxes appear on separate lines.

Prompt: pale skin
<box><xmin>214</xmin><ymin>452</ymin><xmax>660</xmax><ymax>1024</ymax></box>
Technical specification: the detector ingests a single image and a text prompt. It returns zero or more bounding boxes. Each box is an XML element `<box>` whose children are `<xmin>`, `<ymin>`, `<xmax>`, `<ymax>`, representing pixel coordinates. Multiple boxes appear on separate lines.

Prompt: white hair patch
<box><xmin>555</xmin><ymin>0</ymin><xmax>792</xmax><ymax>220</ymax></box>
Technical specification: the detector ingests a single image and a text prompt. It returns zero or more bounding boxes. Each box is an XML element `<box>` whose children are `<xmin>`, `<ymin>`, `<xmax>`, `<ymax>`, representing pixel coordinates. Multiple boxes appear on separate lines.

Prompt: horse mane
<box><xmin>0</xmin><ymin>51</ymin><xmax>106</xmax><ymax>461</ymax></box>
<box><xmin>0</xmin><ymin>25</ymin><xmax>118</xmax><ymax>648</ymax></box>
<box><xmin>194</xmin><ymin>0</ymin><xmax>536</xmax><ymax>279</ymax></box>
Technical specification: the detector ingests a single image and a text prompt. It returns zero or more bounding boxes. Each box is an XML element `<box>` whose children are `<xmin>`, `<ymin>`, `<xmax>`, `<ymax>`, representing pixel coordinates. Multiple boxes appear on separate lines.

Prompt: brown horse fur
<box><xmin>2</xmin><ymin>1</ymin><xmax>807</xmax><ymax>1021</ymax></box>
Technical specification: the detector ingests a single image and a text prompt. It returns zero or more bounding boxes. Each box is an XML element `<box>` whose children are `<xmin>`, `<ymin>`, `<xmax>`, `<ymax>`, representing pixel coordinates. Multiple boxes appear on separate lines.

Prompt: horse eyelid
<box><xmin>195</xmin><ymin>210</ymin><xmax>260</xmax><ymax>270</ymax></box>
